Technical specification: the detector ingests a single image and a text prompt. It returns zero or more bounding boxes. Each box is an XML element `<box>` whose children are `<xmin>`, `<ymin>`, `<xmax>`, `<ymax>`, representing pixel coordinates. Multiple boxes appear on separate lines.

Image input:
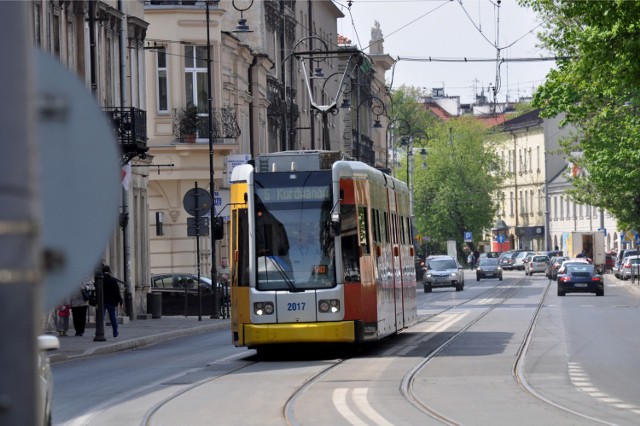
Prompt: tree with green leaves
<box><xmin>389</xmin><ymin>86</ymin><xmax>505</xmax><ymax>260</ymax></box>
<box><xmin>520</xmin><ymin>0</ymin><xmax>640</xmax><ymax>229</ymax></box>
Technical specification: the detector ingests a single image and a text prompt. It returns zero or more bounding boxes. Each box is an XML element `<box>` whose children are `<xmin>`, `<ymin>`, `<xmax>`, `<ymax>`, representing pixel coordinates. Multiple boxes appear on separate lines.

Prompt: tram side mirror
<box><xmin>330</xmin><ymin>212</ymin><xmax>341</xmax><ymax>236</ymax></box>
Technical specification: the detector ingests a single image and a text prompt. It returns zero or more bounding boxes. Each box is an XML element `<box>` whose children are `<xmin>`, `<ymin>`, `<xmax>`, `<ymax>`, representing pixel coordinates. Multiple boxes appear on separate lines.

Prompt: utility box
<box><xmin>146</xmin><ymin>292</ymin><xmax>162</xmax><ymax>319</ymax></box>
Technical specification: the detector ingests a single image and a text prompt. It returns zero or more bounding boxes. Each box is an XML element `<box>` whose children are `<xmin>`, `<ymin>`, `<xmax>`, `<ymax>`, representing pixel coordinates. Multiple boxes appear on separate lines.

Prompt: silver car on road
<box><xmin>524</xmin><ymin>255</ymin><xmax>550</xmax><ymax>276</ymax></box>
<box><xmin>423</xmin><ymin>255</ymin><xmax>465</xmax><ymax>292</ymax></box>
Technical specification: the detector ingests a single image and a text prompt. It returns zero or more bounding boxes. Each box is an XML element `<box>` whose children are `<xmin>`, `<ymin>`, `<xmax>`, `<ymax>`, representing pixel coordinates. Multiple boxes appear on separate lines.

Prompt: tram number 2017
<box><xmin>287</xmin><ymin>302</ymin><xmax>306</xmax><ymax>311</ymax></box>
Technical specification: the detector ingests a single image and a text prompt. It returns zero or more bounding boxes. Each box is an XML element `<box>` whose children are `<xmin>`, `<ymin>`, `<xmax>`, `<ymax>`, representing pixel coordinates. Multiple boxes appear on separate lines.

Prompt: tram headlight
<box><xmin>319</xmin><ymin>299</ymin><xmax>340</xmax><ymax>313</ymax></box>
<box><xmin>254</xmin><ymin>301</ymin><xmax>274</xmax><ymax>315</ymax></box>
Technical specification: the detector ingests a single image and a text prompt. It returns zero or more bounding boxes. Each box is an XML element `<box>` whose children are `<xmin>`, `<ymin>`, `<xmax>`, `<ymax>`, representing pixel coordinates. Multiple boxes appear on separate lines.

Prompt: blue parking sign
<box><xmin>464</xmin><ymin>231</ymin><xmax>472</xmax><ymax>242</ymax></box>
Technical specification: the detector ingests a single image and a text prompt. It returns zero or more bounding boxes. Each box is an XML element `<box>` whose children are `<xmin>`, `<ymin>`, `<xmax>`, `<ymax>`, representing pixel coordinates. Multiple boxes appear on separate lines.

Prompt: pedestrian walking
<box><xmin>56</xmin><ymin>301</ymin><xmax>71</xmax><ymax>337</ymax></box>
<box><xmin>70</xmin><ymin>277</ymin><xmax>92</xmax><ymax>336</ymax></box>
<box><xmin>102</xmin><ymin>264</ymin><xmax>123</xmax><ymax>338</ymax></box>
<box><xmin>467</xmin><ymin>253</ymin><xmax>474</xmax><ymax>270</ymax></box>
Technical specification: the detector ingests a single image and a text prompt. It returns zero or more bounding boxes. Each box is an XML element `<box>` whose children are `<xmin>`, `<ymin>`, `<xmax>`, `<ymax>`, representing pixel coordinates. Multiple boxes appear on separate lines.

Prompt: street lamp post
<box><xmin>387</xmin><ymin>118</ymin><xmax>411</xmax><ymax>176</ymax></box>
<box><xmin>340</xmin><ymin>95</ymin><xmax>385</xmax><ymax>163</ymax></box>
<box><xmin>401</xmin><ymin>135</ymin><xmax>427</xmax><ymax>240</ymax></box>
<box><xmin>205</xmin><ymin>0</ymin><xmax>218</xmax><ymax>319</ymax></box>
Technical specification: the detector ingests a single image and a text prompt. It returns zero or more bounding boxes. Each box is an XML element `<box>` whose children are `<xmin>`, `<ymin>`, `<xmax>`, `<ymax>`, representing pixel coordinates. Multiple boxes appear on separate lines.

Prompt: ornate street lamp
<box><xmin>340</xmin><ymin>94</ymin><xmax>386</xmax><ymax>162</ymax></box>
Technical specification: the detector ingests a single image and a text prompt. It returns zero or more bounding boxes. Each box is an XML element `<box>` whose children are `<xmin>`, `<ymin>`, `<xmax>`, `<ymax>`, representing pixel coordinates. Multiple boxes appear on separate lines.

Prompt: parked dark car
<box><xmin>513</xmin><ymin>251</ymin><xmax>536</xmax><ymax>271</ymax></box>
<box><xmin>557</xmin><ymin>263</ymin><xmax>604</xmax><ymax>296</ymax></box>
<box><xmin>542</xmin><ymin>250</ymin><xmax>564</xmax><ymax>259</ymax></box>
<box><xmin>476</xmin><ymin>257</ymin><xmax>503</xmax><ymax>281</ymax></box>
<box><xmin>498</xmin><ymin>250</ymin><xmax>522</xmax><ymax>270</ymax></box>
<box><xmin>546</xmin><ymin>256</ymin><xmax>568</xmax><ymax>280</ymax></box>
<box><xmin>150</xmin><ymin>273</ymin><xmax>229</xmax><ymax>316</ymax></box>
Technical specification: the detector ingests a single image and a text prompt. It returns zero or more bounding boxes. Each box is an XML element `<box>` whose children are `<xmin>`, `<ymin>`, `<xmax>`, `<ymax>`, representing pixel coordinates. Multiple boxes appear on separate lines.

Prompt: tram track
<box><xmin>143</xmin><ymin>275</ymin><xmax>602</xmax><ymax>426</ymax></box>
<box><xmin>402</xmin><ymin>276</ymin><xmax>616</xmax><ymax>426</ymax></box>
<box><xmin>400</xmin><ymin>277</ymin><xmax>532</xmax><ymax>425</ymax></box>
<box><xmin>282</xmin><ymin>276</ymin><xmax>529</xmax><ymax>425</ymax></box>
<box><xmin>140</xmin><ymin>357</ymin><xmax>261</xmax><ymax>426</ymax></box>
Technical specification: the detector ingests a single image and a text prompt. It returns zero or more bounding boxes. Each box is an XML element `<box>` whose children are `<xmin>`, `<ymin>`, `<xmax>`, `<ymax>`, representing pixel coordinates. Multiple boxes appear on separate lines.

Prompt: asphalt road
<box><xmin>51</xmin><ymin>271</ymin><xmax>640</xmax><ymax>425</ymax></box>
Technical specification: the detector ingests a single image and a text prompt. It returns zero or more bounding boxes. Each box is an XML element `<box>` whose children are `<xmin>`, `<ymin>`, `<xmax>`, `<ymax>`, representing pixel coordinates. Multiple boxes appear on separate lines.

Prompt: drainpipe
<box><xmin>248</xmin><ymin>55</ymin><xmax>257</xmax><ymax>157</ymax></box>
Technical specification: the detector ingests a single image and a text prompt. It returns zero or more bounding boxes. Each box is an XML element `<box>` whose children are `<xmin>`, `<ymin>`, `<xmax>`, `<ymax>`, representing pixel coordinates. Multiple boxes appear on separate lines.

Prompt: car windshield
<box><xmin>480</xmin><ymin>258</ymin><xmax>498</xmax><ymax>266</ymax></box>
<box><xmin>429</xmin><ymin>259</ymin><xmax>457</xmax><ymax>270</ymax></box>
<box><xmin>533</xmin><ymin>256</ymin><xmax>548</xmax><ymax>262</ymax></box>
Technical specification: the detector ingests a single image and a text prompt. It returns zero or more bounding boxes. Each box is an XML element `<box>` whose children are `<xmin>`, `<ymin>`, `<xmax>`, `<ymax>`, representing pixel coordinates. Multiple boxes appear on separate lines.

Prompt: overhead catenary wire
<box><xmin>398</xmin><ymin>56</ymin><xmax>570</xmax><ymax>63</ymax></box>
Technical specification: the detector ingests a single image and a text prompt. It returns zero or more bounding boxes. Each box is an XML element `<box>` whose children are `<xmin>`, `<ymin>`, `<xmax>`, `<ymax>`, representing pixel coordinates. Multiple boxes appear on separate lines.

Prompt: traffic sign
<box><xmin>464</xmin><ymin>231</ymin><xmax>473</xmax><ymax>242</ymax></box>
<box><xmin>187</xmin><ymin>217</ymin><xmax>209</xmax><ymax>237</ymax></box>
<box><xmin>497</xmin><ymin>234</ymin><xmax>505</xmax><ymax>243</ymax></box>
<box><xmin>183</xmin><ymin>187</ymin><xmax>212</xmax><ymax>216</ymax></box>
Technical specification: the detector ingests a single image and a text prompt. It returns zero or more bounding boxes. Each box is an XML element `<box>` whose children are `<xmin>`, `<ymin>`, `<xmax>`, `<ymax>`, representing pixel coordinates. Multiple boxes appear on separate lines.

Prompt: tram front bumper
<box><xmin>242</xmin><ymin>321</ymin><xmax>356</xmax><ymax>346</ymax></box>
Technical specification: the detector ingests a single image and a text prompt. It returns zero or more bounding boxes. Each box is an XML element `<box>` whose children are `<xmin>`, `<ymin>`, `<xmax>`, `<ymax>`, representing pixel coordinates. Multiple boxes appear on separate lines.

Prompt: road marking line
<box><xmin>613</xmin><ymin>403</ymin><xmax>638</xmax><ymax>409</ymax></box>
<box><xmin>352</xmin><ymin>388</ymin><xmax>394</xmax><ymax>426</ymax></box>
<box><xmin>332</xmin><ymin>388</ymin><xmax>367</xmax><ymax>426</ymax></box>
<box><xmin>572</xmin><ymin>378</ymin><xmax>590</xmax><ymax>384</ymax></box>
<box><xmin>599</xmin><ymin>397</ymin><xmax>622</xmax><ymax>404</ymax></box>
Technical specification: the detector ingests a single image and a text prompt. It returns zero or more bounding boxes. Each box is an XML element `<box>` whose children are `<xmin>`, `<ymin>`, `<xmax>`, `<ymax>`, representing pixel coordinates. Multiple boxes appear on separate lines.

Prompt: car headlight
<box><xmin>450</xmin><ymin>272</ymin><xmax>457</xmax><ymax>277</ymax></box>
<box><xmin>319</xmin><ymin>299</ymin><xmax>340</xmax><ymax>313</ymax></box>
<box><xmin>426</xmin><ymin>273</ymin><xmax>432</xmax><ymax>278</ymax></box>
<box><xmin>254</xmin><ymin>301</ymin><xmax>274</xmax><ymax>315</ymax></box>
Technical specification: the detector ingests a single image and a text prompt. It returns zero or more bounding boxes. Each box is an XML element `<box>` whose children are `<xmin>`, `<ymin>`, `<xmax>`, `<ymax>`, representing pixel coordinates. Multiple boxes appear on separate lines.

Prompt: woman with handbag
<box><xmin>70</xmin><ymin>276</ymin><xmax>93</xmax><ymax>336</ymax></box>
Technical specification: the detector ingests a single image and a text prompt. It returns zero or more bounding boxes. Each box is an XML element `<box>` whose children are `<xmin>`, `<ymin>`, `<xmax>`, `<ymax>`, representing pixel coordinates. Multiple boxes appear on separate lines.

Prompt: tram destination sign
<box><xmin>258</xmin><ymin>186</ymin><xmax>331</xmax><ymax>202</ymax></box>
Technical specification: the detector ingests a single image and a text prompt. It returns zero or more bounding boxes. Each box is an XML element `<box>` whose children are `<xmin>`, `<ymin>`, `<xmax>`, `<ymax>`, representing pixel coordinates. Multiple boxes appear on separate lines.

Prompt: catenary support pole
<box><xmin>206</xmin><ymin>2</ymin><xmax>219</xmax><ymax>319</ymax></box>
<box><xmin>0</xmin><ymin>3</ymin><xmax>39</xmax><ymax>424</ymax></box>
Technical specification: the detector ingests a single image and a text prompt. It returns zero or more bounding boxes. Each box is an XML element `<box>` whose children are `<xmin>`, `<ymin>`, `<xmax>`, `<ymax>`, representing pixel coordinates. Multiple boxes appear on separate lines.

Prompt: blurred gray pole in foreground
<box><xmin>0</xmin><ymin>2</ymin><xmax>40</xmax><ymax>425</ymax></box>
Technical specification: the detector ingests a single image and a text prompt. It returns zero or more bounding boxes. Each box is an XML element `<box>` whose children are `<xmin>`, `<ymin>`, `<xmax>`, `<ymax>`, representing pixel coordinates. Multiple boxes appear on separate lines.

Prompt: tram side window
<box><xmin>357</xmin><ymin>206</ymin><xmax>370</xmax><ymax>255</ymax></box>
<box><xmin>341</xmin><ymin>204</ymin><xmax>360</xmax><ymax>282</ymax></box>
<box><xmin>399</xmin><ymin>216</ymin><xmax>405</xmax><ymax>245</ymax></box>
<box><xmin>391</xmin><ymin>213</ymin><xmax>398</xmax><ymax>244</ymax></box>
<box><xmin>372</xmin><ymin>209</ymin><xmax>380</xmax><ymax>243</ymax></box>
<box><xmin>237</xmin><ymin>208</ymin><xmax>249</xmax><ymax>286</ymax></box>
<box><xmin>383</xmin><ymin>212</ymin><xmax>389</xmax><ymax>244</ymax></box>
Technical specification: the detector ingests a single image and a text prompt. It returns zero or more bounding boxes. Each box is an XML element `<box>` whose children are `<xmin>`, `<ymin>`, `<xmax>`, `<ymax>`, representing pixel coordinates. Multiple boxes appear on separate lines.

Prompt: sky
<box><xmin>334</xmin><ymin>0</ymin><xmax>556</xmax><ymax>104</ymax></box>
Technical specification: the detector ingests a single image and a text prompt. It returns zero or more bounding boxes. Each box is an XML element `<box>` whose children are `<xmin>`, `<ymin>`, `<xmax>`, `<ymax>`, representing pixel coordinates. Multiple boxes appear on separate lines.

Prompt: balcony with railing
<box><xmin>173</xmin><ymin>107</ymin><xmax>241</xmax><ymax>143</ymax></box>
<box><xmin>103</xmin><ymin>107</ymin><xmax>148</xmax><ymax>164</ymax></box>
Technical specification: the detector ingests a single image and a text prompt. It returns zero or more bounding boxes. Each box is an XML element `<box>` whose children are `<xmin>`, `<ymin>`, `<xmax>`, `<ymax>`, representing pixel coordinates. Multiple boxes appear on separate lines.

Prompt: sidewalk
<box><xmin>606</xmin><ymin>270</ymin><xmax>640</xmax><ymax>296</ymax></box>
<box><xmin>47</xmin><ymin>315</ymin><xmax>230</xmax><ymax>364</ymax></box>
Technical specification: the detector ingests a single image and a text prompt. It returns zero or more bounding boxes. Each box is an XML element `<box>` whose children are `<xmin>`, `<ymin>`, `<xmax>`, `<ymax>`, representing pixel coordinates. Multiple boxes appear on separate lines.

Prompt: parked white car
<box><xmin>524</xmin><ymin>255</ymin><xmax>550</xmax><ymax>276</ymax></box>
<box><xmin>38</xmin><ymin>335</ymin><xmax>59</xmax><ymax>426</ymax></box>
<box><xmin>620</xmin><ymin>255</ymin><xmax>640</xmax><ymax>280</ymax></box>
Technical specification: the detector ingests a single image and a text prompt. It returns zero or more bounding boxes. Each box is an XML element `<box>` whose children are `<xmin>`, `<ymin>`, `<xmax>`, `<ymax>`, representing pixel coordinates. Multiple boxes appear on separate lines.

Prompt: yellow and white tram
<box><xmin>229</xmin><ymin>151</ymin><xmax>417</xmax><ymax>351</ymax></box>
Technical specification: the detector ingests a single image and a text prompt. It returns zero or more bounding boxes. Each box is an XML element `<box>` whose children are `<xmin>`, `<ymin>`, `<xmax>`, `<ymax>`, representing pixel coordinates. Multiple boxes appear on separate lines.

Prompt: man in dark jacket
<box><xmin>102</xmin><ymin>264</ymin><xmax>123</xmax><ymax>337</ymax></box>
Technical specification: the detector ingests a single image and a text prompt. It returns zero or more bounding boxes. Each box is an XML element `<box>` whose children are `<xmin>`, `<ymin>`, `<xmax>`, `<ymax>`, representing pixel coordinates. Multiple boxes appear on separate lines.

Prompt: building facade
<box><xmin>30</xmin><ymin>0</ymin><xmax>152</xmax><ymax>315</ymax></box>
<box><xmin>145</xmin><ymin>1</ymin><xmax>391</xmax><ymax>279</ymax></box>
<box><xmin>494</xmin><ymin>110</ymin><xmax>620</xmax><ymax>254</ymax></box>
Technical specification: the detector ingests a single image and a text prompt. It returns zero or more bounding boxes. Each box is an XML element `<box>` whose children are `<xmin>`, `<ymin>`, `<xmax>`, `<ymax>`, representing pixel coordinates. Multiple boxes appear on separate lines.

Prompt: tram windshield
<box><xmin>254</xmin><ymin>171</ymin><xmax>335</xmax><ymax>291</ymax></box>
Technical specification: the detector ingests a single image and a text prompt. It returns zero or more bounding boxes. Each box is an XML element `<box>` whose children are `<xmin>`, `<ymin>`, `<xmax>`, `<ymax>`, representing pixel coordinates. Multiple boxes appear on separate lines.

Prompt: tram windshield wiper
<box><xmin>265</xmin><ymin>255</ymin><xmax>300</xmax><ymax>292</ymax></box>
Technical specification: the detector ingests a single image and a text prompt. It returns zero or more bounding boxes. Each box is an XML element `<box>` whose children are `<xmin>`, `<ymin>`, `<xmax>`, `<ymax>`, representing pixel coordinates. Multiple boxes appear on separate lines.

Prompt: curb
<box><xmin>50</xmin><ymin>320</ymin><xmax>230</xmax><ymax>363</ymax></box>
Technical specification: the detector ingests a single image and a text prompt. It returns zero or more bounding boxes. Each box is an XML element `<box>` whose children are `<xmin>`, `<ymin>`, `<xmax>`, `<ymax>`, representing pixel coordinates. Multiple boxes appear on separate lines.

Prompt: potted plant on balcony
<box><xmin>178</xmin><ymin>102</ymin><xmax>199</xmax><ymax>143</ymax></box>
